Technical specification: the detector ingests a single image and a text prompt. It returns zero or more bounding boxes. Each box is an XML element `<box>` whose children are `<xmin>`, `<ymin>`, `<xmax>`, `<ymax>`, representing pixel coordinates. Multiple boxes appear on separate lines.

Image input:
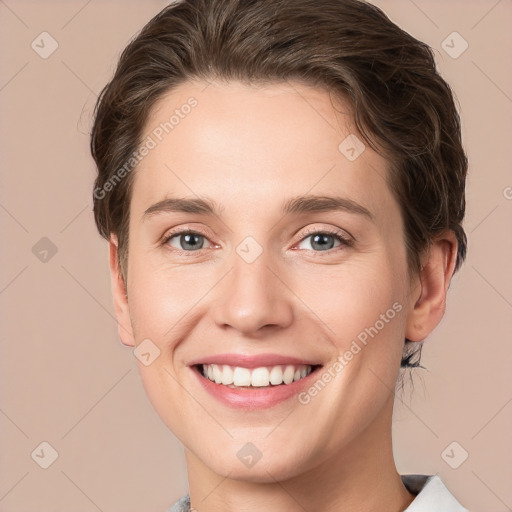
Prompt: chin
<box><xmin>199</xmin><ymin>448</ymin><xmax>310</xmax><ymax>483</ymax></box>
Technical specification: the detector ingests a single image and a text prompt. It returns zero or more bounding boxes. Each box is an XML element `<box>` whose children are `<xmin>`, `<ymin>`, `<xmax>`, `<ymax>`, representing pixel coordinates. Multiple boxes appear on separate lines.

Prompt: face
<box><xmin>113</xmin><ymin>79</ymin><xmax>423</xmax><ymax>482</ymax></box>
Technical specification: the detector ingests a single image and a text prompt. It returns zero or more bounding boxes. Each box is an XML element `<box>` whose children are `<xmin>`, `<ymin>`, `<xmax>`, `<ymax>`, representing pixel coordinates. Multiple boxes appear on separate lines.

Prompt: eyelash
<box><xmin>160</xmin><ymin>226</ymin><xmax>354</xmax><ymax>256</ymax></box>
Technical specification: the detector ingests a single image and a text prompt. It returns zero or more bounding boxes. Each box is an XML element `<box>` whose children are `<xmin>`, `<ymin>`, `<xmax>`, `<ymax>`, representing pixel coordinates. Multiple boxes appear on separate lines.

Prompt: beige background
<box><xmin>0</xmin><ymin>0</ymin><xmax>511</xmax><ymax>511</ymax></box>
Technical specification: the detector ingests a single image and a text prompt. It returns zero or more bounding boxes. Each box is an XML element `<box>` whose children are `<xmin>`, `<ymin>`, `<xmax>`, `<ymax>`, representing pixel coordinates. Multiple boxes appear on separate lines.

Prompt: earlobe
<box><xmin>108</xmin><ymin>235</ymin><xmax>136</xmax><ymax>347</ymax></box>
<box><xmin>405</xmin><ymin>232</ymin><xmax>458</xmax><ymax>343</ymax></box>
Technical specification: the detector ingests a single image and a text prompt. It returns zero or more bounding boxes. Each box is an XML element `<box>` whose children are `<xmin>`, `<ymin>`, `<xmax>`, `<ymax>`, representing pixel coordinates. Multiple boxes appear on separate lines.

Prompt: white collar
<box><xmin>401</xmin><ymin>474</ymin><xmax>469</xmax><ymax>511</ymax></box>
<box><xmin>168</xmin><ymin>474</ymin><xmax>470</xmax><ymax>511</ymax></box>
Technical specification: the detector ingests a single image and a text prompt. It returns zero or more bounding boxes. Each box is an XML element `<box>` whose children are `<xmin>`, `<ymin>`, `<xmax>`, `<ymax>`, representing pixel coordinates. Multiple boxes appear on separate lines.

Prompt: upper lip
<box><xmin>188</xmin><ymin>353</ymin><xmax>323</xmax><ymax>369</ymax></box>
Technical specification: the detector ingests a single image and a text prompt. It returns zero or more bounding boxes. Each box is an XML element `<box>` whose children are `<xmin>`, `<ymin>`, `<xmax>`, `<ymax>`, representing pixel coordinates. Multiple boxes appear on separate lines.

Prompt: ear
<box><xmin>109</xmin><ymin>235</ymin><xmax>135</xmax><ymax>347</ymax></box>
<box><xmin>405</xmin><ymin>231</ymin><xmax>458</xmax><ymax>342</ymax></box>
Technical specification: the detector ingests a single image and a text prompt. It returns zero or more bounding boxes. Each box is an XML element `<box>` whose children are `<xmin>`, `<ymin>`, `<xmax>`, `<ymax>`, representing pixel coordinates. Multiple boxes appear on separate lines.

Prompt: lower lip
<box><xmin>191</xmin><ymin>366</ymin><xmax>322</xmax><ymax>410</ymax></box>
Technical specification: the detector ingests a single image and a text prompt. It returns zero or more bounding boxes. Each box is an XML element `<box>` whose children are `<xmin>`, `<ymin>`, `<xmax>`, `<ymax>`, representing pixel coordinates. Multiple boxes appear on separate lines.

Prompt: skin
<box><xmin>108</xmin><ymin>80</ymin><xmax>457</xmax><ymax>512</ymax></box>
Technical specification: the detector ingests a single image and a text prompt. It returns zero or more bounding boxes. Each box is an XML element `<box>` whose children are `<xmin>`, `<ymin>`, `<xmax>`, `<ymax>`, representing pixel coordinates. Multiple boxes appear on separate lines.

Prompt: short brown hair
<box><xmin>90</xmin><ymin>0</ymin><xmax>468</xmax><ymax>368</ymax></box>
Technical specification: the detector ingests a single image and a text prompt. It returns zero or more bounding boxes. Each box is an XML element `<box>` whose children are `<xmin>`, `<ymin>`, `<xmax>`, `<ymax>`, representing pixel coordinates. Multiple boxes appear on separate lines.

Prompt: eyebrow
<box><xmin>142</xmin><ymin>194</ymin><xmax>374</xmax><ymax>222</ymax></box>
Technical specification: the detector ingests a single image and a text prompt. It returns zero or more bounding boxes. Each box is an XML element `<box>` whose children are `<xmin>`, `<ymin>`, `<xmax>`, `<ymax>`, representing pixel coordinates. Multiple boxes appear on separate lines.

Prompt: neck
<box><xmin>185</xmin><ymin>396</ymin><xmax>415</xmax><ymax>512</ymax></box>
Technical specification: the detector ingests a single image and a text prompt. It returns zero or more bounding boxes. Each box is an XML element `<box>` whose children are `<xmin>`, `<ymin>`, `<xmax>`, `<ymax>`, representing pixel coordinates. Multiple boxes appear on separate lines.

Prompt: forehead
<box><xmin>131</xmin><ymin>80</ymin><xmax>398</xmax><ymax>226</ymax></box>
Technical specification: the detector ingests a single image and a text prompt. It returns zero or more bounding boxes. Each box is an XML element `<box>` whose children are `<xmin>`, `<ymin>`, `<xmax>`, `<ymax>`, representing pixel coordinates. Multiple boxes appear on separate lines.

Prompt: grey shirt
<box><xmin>167</xmin><ymin>474</ymin><xmax>470</xmax><ymax>511</ymax></box>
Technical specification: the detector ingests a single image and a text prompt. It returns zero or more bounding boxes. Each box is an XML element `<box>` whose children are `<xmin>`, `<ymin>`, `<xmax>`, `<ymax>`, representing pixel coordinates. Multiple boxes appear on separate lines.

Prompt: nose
<box><xmin>211</xmin><ymin>248</ymin><xmax>294</xmax><ymax>337</ymax></box>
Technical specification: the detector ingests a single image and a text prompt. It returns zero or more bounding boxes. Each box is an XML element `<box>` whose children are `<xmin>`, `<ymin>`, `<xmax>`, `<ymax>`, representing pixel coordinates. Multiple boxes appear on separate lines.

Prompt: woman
<box><xmin>90</xmin><ymin>0</ymin><xmax>470</xmax><ymax>510</ymax></box>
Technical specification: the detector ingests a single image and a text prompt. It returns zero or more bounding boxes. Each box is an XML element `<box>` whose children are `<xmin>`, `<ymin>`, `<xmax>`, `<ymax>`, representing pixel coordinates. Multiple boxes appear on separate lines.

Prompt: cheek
<box><xmin>297</xmin><ymin>254</ymin><xmax>405</xmax><ymax>335</ymax></box>
<box><xmin>292</xmin><ymin>253</ymin><xmax>407</xmax><ymax>392</ymax></box>
<box><xmin>127</xmin><ymin>274</ymin><xmax>170</xmax><ymax>341</ymax></box>
<box><xmin>126</xmin><ymin>245</ymin><xmax>201</xmax><ymax>343</ymax></box>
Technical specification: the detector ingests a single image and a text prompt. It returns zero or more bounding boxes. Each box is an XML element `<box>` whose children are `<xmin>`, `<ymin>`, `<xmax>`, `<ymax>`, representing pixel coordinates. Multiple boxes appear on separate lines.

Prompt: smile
<box><xmin>198</xmin><ymin>363</ymin><xmax>317</xmax><ymax>388</ymax></box>
<box><xmin>190</xmin><ymin>360</ymin><xmax>323</xmax><ymax>409</ymax></box>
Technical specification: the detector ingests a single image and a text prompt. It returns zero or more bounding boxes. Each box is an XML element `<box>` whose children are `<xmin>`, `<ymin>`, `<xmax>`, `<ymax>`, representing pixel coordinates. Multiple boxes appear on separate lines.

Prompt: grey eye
<box><xmin>167</xmin><ymin>232</ymin><xmax>207</xmax><ymax>251</ymax></box>
<box><xmin>298</xmin><ymin>232</ymin><xmax>343</xmax><ymax>252</ymax></box>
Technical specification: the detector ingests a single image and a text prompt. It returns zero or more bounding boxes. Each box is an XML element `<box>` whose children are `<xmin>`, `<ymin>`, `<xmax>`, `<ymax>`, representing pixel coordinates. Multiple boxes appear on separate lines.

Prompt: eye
<box><xmin>295</xmin><ymin>229</ymin><xmax>353</xmax><ymax>253</ymax></box>
<box><xmin>161</xmin><ymin>227</ymin><xmax>353</xmax><ymax>255</ymax></box>
<box><xmin>162</xmin><ymin>230</ymin><xmax>212</xmax><ymax>252</ymax></box>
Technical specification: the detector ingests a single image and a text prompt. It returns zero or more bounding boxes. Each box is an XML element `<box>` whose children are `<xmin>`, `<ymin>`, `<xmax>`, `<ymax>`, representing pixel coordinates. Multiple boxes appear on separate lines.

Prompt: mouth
<box><xmin>187</xmin><ymin>353</ymin><xmax>325</xmax><ymax>409</ymax></box>
<box><xmin>193</xmin><ymin>363</ymin><xmax>323</xmax><ymax>389</ymax></box>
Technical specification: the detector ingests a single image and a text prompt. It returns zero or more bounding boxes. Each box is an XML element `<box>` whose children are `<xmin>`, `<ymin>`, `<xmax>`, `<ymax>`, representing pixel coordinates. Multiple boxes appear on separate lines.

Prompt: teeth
<box><xmin>251</xmin><ymin>367</ymin><xmax>269</xmax><ymax>387</ymax></box>
<box><xmin>200</xmin><ymin>363</ymin><xmax>314</xmax><ymax>387</ymax></box>
<box><xmin>233</xmin><ymin>366</ymin><xmax>251</xmax><ymax>386</ymax></box>
<box><xmin>283</xmin><ymin>365</ymin><xmax>295</xmax><ymax>384</ymax></box>
<box><xmin>221</xmin><ymin>364</ymin><xmax>233</xmax><ymax>385</ymax></box>
<box><xmin>269</xmin><ymin>365</ymin><xmax>283</xmax><ymax>385</ymax></box>
<box><xmin>213</xmin><ymin>365</ymin><xmax>222</xmax><ymax>384</ymax></box>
